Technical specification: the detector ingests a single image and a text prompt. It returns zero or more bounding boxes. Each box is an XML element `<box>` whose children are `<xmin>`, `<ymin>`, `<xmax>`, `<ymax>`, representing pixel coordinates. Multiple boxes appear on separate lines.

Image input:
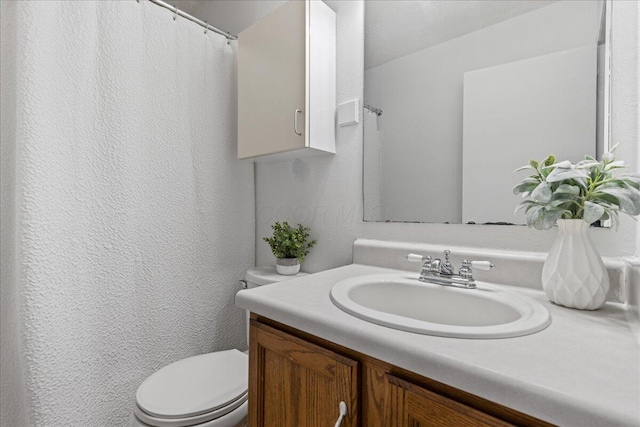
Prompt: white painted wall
<box><xmin>180</xmin><ymin>0</ymin><xmax>286</xmax><ymax>36</ymax></box>
<box><xmin>254</xmin><ymin>0</ymin><xmax>638</xmax><ymax>273</ymax></box>
<box><xmin>364</xmin><ymin>0</ymin><xmax>558</xmax><ymax>70</ymax></box>
<box><xmin>463</xmin><ymin>45</ymin><xmax>597</xmax><ymax>224</ymax></box>
<box><xmin>364</xmin><ymin>0</ymin><xmax>602</xmax><ymax>223</ymax></box>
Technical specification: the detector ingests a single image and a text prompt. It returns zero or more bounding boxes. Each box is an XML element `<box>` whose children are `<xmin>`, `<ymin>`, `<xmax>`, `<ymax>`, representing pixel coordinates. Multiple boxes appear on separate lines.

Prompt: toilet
<box><xmin>130</xmin><ymin>267</ymin><xmax>307</xmax><ymax>427</ymax></box>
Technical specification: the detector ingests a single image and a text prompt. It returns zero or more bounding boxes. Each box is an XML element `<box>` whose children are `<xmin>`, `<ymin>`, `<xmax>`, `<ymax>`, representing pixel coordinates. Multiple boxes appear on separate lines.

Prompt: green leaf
<box><xmin>550</xmin><ymin>160</ymin><xmax>573</xmax><ymax>169</ymax></box>
<box><xmin>617</xmin><ymin>173</ymin><xmax>640</xmax><ymax>189</ymax></box>
<box><xmin>597</xmin><ymin>187</ymin><xmax>640</xmax><ymax>216</ymax></box>
<box><xmin>513</xmin><ymin>180</ymin><xmax>539</xmax><ymax>195</ymax></box>
<box><xmin>555</xmin><ymin>184</ymin><xmax>581</xmax><ymax>195</ymax></box>
<box><xmin>609</xmin><ymin>142</ymin><xmax>620</xmax><ymax>153</ymax></box>
<box><xmin>539</xmin><ymin>209</ymin><xmax>565</xmax><ymax>230</ymax></box>
<box><xmin>602</xmin><ymin>152</ymin><xmax>615</xmax><ymax>163</ymax></box>
<box><xmin>513</xmin><ymin>165</ymin><xmax>535</xmax><ymax>173</ymax></box>
<box><xmin>531</xmin><ymin>181</ymin><xmax>552</xmax><ymax>203</ymax></box>
<box><xmin>599</xmin><ymin>181</ymin><xmax>627</xmax><ymax>190</ymax></box>
<box><xmin>525</xmin><ymin>205</ymin><xmax>544</xmax><ymax>228</ymax></box>
<box><xmin>575</xmin><ymin>159</ymin><xmax>600</xmax><ymax>170</ymax></box>
<box><xmin>604</xmin><ymin>160</ymin><xmax>627</xmax><ymax>171</ymax></box>
<box><xmin>583</xmin><ymin>201</ymin><xmax>605</xmax><ymax>224</ymax></box>
<box><xmin>547</xmin><ymin>198</ymin><xmax>572</xmax><ymax>209</ymax></box>
<box><xmin>515</xmin><ymin>200</ymin><xmax>536</xmax><ymax>214</ymax></box>
<box><xmin>546</xmin><ymin>167</ymin><xmax>589</xmax><ymax>184</ymax></box>
<box><xmin>529</xmin><ymin>160</ymin><xmax>539</xmax><ymax>169</ymax></box>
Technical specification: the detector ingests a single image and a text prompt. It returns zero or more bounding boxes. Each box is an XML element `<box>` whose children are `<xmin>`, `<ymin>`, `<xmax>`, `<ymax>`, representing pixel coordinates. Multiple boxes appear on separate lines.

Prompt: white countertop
<box><xmin>235</xmin><ymin>264</ymin><xmax>640</xmax><ymax>427</ymax></box>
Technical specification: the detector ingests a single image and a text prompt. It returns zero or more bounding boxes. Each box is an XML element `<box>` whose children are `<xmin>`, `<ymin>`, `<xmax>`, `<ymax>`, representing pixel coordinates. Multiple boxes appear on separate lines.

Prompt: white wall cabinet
<box><xmin>238</xmin><ymin>0</ymin><xmax>336</xmax><ymax>162</ymax></box>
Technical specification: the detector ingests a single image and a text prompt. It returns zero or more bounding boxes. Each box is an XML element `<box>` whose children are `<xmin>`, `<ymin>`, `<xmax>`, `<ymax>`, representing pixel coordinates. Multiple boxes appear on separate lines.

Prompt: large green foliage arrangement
<box><xmin>263</xmin><ymin>222</ymin><xmax>317</xmax><ymax>262</ymax></box>
<box><xmin>513</xmin><ymin>146</ymin><xmax>640</xmax><ymax>230</ymax></box>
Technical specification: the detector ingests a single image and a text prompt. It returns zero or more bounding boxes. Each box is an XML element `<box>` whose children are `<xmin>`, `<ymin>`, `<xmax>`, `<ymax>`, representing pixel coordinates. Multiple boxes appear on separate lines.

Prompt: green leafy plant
<box><xmin>513</xmin><ymin>145</ymin><xmax>640</xmax><ymax>230</ymax></box>
<box><xmin>263</xmin><ymin>222</ymin><xmax>317</xmax><ymax>263</ymax></box>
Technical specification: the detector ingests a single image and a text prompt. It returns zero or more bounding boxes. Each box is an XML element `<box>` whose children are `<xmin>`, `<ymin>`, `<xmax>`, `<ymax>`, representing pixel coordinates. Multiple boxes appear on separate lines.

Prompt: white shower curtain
<box><xmin>363</xmin><ymin>109</ymin><xmax>383</xmax><ymax>221</ymax></box>
<box><xmin>0</xmin><ymin>1</ymin><xmax>254</xmax><ymax>425</ymax></box>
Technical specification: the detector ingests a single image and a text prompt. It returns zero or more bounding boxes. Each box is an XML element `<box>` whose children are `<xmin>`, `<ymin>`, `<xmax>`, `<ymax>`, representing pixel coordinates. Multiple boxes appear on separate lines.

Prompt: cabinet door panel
<box><xmin>363</xmin><ymin>365</ymin><xmax>389</xmax><ymax>427</ymax></box>
<box><xmin>238</xmin><ymin>0</ymin><xmax>306</xmax><ymax>159</ymax></box>
<box><xmin>249</xmin><ymin>321</ymin><xmax>358</xmax><ymax>427</ymax></box>
<box><xmin>387</xmin><ymin>374</ymin><xmax>513</xmax><ymax>427</ymax></box>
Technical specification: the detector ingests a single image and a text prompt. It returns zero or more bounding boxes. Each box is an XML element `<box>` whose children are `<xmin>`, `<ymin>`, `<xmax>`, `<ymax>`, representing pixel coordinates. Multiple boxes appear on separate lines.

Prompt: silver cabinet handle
<box><xmin>294</xmin><ymin>109</ymin><xmax>302</xmax><ymax>136</ymax></box>
<box><xmin>333</xmin><ymin>401</ymin><xmax>347</xmax><ymax>427</ymax></box>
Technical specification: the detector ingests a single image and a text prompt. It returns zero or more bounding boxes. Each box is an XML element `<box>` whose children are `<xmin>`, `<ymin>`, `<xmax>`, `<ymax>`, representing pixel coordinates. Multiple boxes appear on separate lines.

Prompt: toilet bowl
<box><xmin>130</xmin><ymin>267</ymin><xmax>308</xmax><ymax>427</ymax></box>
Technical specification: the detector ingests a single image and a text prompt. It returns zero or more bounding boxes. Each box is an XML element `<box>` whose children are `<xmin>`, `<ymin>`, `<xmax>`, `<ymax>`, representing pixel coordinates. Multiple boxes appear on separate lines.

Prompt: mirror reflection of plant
<box><xmin>513</xmin><ymin>144</ymin><xmax>640</xmax><ymax>230</ymax></box>
<box><xmin>263</xmin><ymin>222</ymin><xmax>317</xmax><ymax>262</ymax></box>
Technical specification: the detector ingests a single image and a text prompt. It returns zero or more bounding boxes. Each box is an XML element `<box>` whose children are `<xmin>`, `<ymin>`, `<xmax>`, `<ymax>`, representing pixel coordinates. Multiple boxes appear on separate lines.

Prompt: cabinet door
<box><xmin>249</xmin><ymin>321</ymin><xmax>358</xmax><ymax>427</ymax></box>
<box><xmin>385</xmin><ymin>374</ymin><xmax>513</xmax><ymax>427</ymax></box>
<box><xmin>238</xmin><ymin>0</ymin><xmax>306</xmax><ymax>159</ymax></box>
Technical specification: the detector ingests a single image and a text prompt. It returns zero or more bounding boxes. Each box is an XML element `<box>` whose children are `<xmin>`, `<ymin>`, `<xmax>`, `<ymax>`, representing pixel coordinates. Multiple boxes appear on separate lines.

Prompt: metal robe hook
<box><xmin>226</xmin><ymin>32</ymin><xmax>231</xmax><ymax>45</ymax></box>
<box><xmin>173</xmin><ymin>5</ymin><xmax>178</xmax><ymax>21</ymax></box>
<box><xmin>204</xmin><ymin>22</ymin><xmax>208</xmax><ymax>34</ymax></box>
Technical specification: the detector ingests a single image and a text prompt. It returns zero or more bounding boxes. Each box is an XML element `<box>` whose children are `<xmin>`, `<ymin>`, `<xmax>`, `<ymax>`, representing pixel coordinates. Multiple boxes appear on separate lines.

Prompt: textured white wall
<box><xmin>0</xmin><ymin>1</ymin><xmax>254</xmax><ymax>426</ymax></box>
<box><xmin>255</xmin><ymin>0</ymin><xmax>639</xmax><ymax>272</ymax></box>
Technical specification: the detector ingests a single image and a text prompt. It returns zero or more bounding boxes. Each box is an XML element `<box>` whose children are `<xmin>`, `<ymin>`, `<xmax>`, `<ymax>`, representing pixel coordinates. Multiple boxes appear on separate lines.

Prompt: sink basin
<box><xmin>330</xmin><ymin>274</ymin><xmax>551</xmax><ymax>339</ymax></box>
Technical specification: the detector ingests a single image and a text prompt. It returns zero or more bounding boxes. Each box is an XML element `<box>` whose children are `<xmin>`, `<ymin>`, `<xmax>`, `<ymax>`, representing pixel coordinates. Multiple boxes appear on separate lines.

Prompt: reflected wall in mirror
<box><xmin>363</xmin><ymin>0</ymin><xmax>610</xmax><ymax>224</ymax></box>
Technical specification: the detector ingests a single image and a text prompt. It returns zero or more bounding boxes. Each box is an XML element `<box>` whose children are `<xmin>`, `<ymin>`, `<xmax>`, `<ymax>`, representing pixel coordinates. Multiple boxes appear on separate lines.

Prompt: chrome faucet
<box><xmin>406</xmin><ymin>250</ymin><xmax>494</xmax><ymax>289</ymax></box>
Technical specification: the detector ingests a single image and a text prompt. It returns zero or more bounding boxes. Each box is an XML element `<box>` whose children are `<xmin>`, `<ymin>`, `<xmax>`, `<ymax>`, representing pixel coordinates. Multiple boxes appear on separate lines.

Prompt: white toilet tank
<box><xmin>244</xmin><ymin>266</ymin><xmax>308</xmax><ymax>289</ymax></box>
<box><xmin>242</xmin><ymin>267</ymin><xmax>308</xmax><ymax>345</ymax></box>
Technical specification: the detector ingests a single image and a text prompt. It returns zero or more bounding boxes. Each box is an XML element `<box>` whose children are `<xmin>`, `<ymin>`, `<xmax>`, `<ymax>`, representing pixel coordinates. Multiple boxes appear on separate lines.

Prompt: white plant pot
<box><xmin>275</xmin><ymin>258</ymin><xmax>300</xmax><ymax>276</ymax></box>
<box><xmin>541</xmin><ymin>219</ymin><xmax>609</xmax><ymax>310</ymax></box>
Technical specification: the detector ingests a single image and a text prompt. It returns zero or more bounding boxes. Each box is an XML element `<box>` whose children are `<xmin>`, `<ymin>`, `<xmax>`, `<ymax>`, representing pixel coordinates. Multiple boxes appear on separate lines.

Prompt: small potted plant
<box><xmin>513</xmin><ymin>146</ymin><xmax>640</xmax><ymax>310</ymax></box>
<box><xmin>263</xmin><ymin>222</ymin><xmax>317</xmax><ymax>275</ymax></box>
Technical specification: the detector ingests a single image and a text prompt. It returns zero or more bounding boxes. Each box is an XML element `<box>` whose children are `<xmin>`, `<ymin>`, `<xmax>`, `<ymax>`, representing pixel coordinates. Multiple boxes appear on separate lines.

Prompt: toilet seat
<box><xmin>133</xmin><ymin>394</ymin><xmax>247</xmax><ymax>427</ymax></box>
<box><xmin>134</xmin><ymin>350</ymin><xmax>248</xmax><ymax>427</ymax></box>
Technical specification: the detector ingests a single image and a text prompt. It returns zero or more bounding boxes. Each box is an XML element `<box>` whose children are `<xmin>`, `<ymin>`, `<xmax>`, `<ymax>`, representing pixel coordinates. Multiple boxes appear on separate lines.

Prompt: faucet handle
<box><xmin>470</xmin><ymin>261</ymin><xmax>495</xmax><ymax>271</ymax></box>
<box><xmin>459</xmin><ymin>260</ymin><xmax>473</xmax><ymax>278</ymax></box>
<box><xmin>459</xmin><ymin>260</ymin><xmax>495</xmax><ymax>280</ymax></box>
<box><xmin>407</xmin><ymin>253</ymin><xmax>426</xmax><ymax>263</ymax></box>
<box><xmin>407</xmin><ymin>254</ymin><xmax>433</xmax><ymax>275</ymax></box>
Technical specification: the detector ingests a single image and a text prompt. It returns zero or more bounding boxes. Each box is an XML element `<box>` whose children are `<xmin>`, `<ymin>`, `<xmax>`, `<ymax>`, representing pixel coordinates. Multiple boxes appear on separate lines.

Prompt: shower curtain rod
<box><xmin>364</xmin><ymin>104</ymin><xmax>383</xmax><ymax>116</ymax></box>
<box><xmin>141</xmin><ymin>0</ymin><xmax>238</xmax><ymax>41</ymax></box>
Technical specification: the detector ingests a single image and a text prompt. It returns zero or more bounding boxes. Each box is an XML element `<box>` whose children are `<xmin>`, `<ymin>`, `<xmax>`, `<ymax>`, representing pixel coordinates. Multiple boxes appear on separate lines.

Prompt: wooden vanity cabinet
<box><xmin>365</xmin><ymin>367</ymin><xmax>514</xmax><ymax>427</ymax></box>
<box><xmin>249</xmin><ymin>317</ymin><xmax>553</xmax><ymax>427</ymax></box>
<box><xmin>249</xmin><ymin>321</ymin><xmax>358</xmax><ymax>427</ymax></box>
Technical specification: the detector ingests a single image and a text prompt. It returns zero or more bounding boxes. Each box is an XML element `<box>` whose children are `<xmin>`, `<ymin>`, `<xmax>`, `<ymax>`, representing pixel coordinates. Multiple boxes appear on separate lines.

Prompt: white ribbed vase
<box><xmin>541</xmin><ymin>219</ymin><xmax>609</xmax><ymax>310</ymax></box>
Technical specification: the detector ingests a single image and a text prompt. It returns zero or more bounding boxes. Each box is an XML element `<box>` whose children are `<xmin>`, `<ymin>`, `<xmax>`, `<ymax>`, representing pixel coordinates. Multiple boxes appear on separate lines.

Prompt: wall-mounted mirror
<box><xmin>363</xmin><ymin>0</ymin><xmax>611</xmax><ymax>224</ymax></box>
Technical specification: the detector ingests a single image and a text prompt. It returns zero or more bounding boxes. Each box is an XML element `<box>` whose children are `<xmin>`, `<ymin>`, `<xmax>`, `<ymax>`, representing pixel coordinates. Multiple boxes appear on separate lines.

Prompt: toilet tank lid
<box><xmin>245</xmin><ymin>266</ymin><xmax>309</xmax><ymax>286</ymax></box>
